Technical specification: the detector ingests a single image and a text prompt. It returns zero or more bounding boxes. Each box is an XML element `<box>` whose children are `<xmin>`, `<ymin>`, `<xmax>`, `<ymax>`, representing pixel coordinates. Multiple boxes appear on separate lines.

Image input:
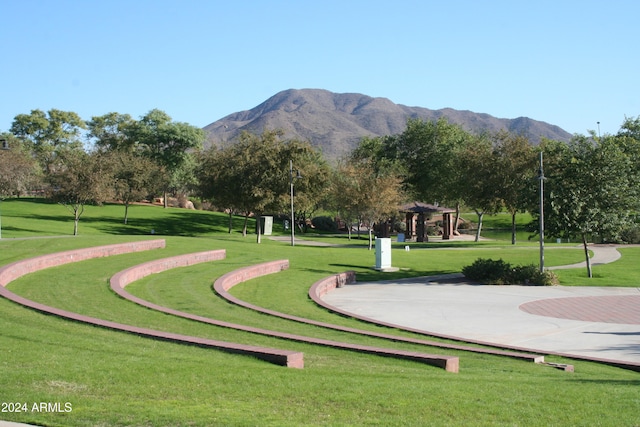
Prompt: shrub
<box><xmin>190</xmin><ymin>198</ymin><xmax>203</xmax><ymax>210</ymax></box>
<box><xmin>462</xmin><ymin>258</ymin><xmax>512</xmax><ymax>285</ymax></box>
<box><xmin>311</xmin><ymin>216</ymin><xmax>338</xmax><ymax>232</ymax></box>
<box><xmin>620</xmin><ymin>224</ymin><xmax>640</xmax><ymax>244</ymax></box>
<box><xmin>462</xmin><ymin>258</ymin><xmax>558</xmax><ymax>286</ymax></box>
<box><xmin>533</xmin><ymin>269</ymin><xmax>560</xmax><ymax>286</ymax></box>
<box><xmin>393</xmin><ymin>220</ymin><xmax>406</xmax><ymax>233</ymax></box>
<box><xmin>457</xmin><ymin>220</ymin><xmax>471</xmax><ymax>230</ymax></box>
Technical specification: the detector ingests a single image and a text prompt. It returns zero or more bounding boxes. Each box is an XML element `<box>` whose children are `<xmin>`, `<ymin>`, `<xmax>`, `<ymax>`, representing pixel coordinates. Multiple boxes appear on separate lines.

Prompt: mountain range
<box><xmin>203</xmin><ymin>89</ymin><xmax>572</xmax><ymax>159</ymax></box>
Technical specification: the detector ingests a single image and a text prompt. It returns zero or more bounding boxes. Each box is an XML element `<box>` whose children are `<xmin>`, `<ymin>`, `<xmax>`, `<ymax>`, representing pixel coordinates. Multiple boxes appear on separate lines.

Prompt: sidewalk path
<box><xmin>322</xmin><ymin>245</ymin><xmax>640</xmax><ymax>367</ymax></box>
<box><xmin>549</xmin><ymin>244</ymin><xmax>622</xmax><ymax>270</ymax></box>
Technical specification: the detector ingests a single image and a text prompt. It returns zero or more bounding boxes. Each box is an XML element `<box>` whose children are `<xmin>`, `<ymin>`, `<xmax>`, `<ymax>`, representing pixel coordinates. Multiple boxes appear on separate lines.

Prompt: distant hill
<box><xmin>203</xmin><ymin>88</ymin><xmax>572</xmax><ymax>159</ymax></box>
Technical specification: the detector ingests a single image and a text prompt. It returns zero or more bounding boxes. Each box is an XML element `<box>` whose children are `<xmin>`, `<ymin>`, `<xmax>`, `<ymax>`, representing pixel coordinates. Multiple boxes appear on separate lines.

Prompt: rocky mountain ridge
<box><xmin>203</xmin><ymin>88</ymin><xmax>572</xmax><ymax>158</ymax></box>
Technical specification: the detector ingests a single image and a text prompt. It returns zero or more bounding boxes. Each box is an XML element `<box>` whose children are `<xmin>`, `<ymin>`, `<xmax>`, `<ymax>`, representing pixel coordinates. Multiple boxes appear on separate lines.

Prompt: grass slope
<box><xmin>0</xmin><ymin>199</ymin><xmax>638</xmax><ymax>426</ymax></box>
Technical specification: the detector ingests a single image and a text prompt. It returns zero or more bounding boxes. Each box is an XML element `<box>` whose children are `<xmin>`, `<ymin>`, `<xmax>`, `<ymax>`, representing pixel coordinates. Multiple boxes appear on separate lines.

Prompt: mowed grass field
<box><xmin>0</xmin><ymin>198</ymin><xmax>638</xmax><ymax>426</ymax></box>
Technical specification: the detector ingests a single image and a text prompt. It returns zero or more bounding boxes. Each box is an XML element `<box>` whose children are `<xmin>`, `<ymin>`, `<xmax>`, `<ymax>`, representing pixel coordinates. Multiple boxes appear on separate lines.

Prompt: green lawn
<box><xmin>0</xmin><ymin>199</ymin><xmax>638</xmax><ymax>426</ymax></box>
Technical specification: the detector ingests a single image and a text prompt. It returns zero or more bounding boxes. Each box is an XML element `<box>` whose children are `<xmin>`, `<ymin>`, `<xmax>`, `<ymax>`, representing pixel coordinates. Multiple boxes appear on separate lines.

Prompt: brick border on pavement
<box><xmin>213</xmin><ymin>261</ymin><xmax>545</xmax><ymax>364</ymax></box>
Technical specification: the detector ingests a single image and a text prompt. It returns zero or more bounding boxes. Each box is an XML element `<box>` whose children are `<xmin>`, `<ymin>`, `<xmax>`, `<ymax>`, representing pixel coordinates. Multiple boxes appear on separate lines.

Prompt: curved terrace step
<box><xmin>114</xmin><ymin>258</ymin><xmax>458</xmax><ymax>372</ymax></box>
<box><xmin>0</xmin><ymin>241</ymin><xmax>303</xmax><ymax>369</ymax></box>
<box><xmin>213</xmin><ymin>260</ymin><xmax>544</xmax><ymax>364</ymax></box>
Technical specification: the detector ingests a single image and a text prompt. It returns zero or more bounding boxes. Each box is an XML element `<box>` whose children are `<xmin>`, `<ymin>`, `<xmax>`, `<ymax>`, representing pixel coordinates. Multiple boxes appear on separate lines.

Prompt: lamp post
<box><xmin>289</xmin><ymin>160</ymin><xmax>302</xmax><ymax>246</ymax></box>
<box><xmin>538</xmin><ymin>151</ymin><xmax>545</xmax><ymax>272</ymax></box>
<box><xmin>0</xmin><ymin>139</ymin><xmax>9</xmax><ymax>239</ymax></box>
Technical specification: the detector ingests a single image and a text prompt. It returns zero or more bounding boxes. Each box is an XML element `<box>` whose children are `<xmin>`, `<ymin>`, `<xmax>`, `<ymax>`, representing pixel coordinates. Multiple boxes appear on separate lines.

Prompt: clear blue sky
<box><xmin>1</xmin><ymin>0</ymin><xmax>637</xmax><ymax>137</ymax></box>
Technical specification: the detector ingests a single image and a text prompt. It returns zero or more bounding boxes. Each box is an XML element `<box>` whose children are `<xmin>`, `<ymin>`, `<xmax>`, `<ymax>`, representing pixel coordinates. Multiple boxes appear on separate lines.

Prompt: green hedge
<box><xmin>462</xmin><ymin>258</ymin><xmax>559</xmax><ymax>286</ymax></box>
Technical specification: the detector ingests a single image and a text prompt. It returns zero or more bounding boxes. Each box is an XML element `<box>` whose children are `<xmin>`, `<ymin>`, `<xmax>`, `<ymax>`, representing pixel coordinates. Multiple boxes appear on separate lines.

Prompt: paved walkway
<box><xmin>323</xmin><ymin>245</ymin><xmax>640</xmax><ymax>366</ymax></box>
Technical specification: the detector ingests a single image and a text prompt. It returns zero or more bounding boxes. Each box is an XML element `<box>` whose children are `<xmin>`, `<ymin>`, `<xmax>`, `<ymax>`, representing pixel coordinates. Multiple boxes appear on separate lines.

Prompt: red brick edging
<box><xmin>214</xmin><ymin>262</ymin><xmax>546</xmax><ymax>365</ymax></box>
<box><xmin>112</xmin><ymin>258</ymin><xmax>459</xmax><ymax>371</ymax></box>
<box><xmin>213</xmin><ymin>261</ymin><xmax>459</xmax><ymax>372</ymax></box>
<box><xmin>312</xmin><ymin>274</ymin><xmax>640</xmax><ymax>372</ymax></box>
<box><xmin>0</xmin><ymin>241</ymin><xmax>303</xmax><ymax>369</ymax></box>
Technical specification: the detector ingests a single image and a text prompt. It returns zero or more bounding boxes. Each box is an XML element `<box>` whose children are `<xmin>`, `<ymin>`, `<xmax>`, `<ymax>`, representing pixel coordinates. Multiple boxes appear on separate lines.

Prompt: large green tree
<box><xmin>103</xmin><ymin>150</ymin><xmax>161</xmax><ymax>224</ymax></box>
<box><xmin>491</xmin><ymin>131</ymin><xmax>537</xmax><ymax>244</ymax></box>
<box><xmin>198</xmin><ymin>130</ymin><xmax>329</xmax><ymax>242</ymax></box>
<box><xmin>352</xmin><ymin>118</ymin><xmax>472</xmax><ymax>232</ymax></box>
<box><xmin>86</xmin><ymin>112</ymin><xmax>136</xmax><ymax>152</ymax></box>
<box><xmin>46</xmin><ymin>150</ymin><xmax>114</xmax><ymax>236</ymax></box>
<box><xmin>539</xmin><ymin>134</ymin><xmax>639</xmax><ymax>277</ymax></box>
<box><xmin>10</xmin><ymin>109</ymin><xmax>86</xmax><ymax>172</ymax></box>
<box><xmin>127</xmin><ymin>109</ymin><xmax>205</xmax><ymax>206</ymax></box>
<box><xmin>196</xmin><ymin>144</ymin><xmax>244</xmax><ymax>233</ymax></box>
<box><xmin>458</xmin><ymin>134</ymin><xmax>504</xmax><ymax>241</ymax></box>
<box><xmin>395</xmin><ymin>118</ymin><xmax>470</xmax><ymax>205</ymax></box>
<box><xmin>333</xmin><ymin>158</ymin><xmax>404</xmax><ymax>249</ymax></box>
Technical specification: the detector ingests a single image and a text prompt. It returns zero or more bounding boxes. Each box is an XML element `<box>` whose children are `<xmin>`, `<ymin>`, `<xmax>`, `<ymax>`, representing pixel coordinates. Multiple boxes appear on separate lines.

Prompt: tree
<box><xmin>277</xmin><ymin>139</ymin><xmax>331</xmax><ymax>232</ymax></box>
<box><xmin>352</xmin><ymin>119</ymin><xmax>472</xmax><ymax>232</ymax></box>
<box><xmin>334</xmin><ymin>159</ymin><xmax>404</xmax><ymax>249</ymax></box>
<box><xmin>127</xmin><ymin>109</ymin><xmax>205</xmax><ymax>207</ymax></box>
<box><xmin>198</xmin><ymin>130</ymin><xmax>330</xmax><ymax>242</ymax></box>
<box><xmin>491</xmin><ymin>131</ymin><xmax>537</xmax><ymax>244</ymax></box>
<box><xmin>104</xmin><ymin>150</ymin><xmax>160</xmax><ymax>224</ymax></box>
<box><xmin>458</xmin><ymin>134</ymin><xmax>503</xmax><ymax>241</ymax></box>
<box><xmin>617</xmin><ymin>115</ymin><xmax>640</xmax><ymax>140</ymax></box>
<box><xmin>197</xmin><ymin>145</ymin><xmax>244</xmax><ymax>233</ymax></box>
<box><xmin>10</xmin><ymin>109</ymin><xmax>86</xmax><ymax>172</ymax></box>
<box><xmin>331</xmin><ymin>161</ymin><xmax>363</xmax><ymax>240</ymax></box>
<box><xmin>396</xmin><ymin>118</ymin><xmax>470</xmax><ymax>205</ymax></box>
<box><xmin>46</xmin><ymin>150</ymin><xmax>113</xmax><ymax>236</ymax></box>
<box><xmin>539</xmin><ymin>135</ymin><xmax>638</xmax><ymax>277</ymax></box>
<box><xmin>0</xmin><ymin>133</ymin><xmax>42</xmax><ymax>196</ymax></box>
<box><xmin>351</xmin><ymin>135</ymin><xmax>403</xmax><ymax>176</ymax></box>
<box><xmin>86</xmin><ymin>112</ymin><xmax>135</xmax><ymax>152</ymax></box>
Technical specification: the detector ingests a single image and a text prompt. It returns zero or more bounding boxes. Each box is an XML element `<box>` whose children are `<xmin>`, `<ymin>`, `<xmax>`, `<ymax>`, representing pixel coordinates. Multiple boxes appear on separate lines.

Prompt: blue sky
<box><xmin>1</xmin><ymin>0</ymin><xmax>638</xmax><ymax>137</ymax></box>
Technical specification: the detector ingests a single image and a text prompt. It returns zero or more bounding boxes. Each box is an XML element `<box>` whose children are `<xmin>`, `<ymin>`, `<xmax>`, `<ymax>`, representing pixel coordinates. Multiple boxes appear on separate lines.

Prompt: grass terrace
<box><xmin>0</xmin><ymin>198</ymin><xmax>638</xmax><ymax>426</ymax></box>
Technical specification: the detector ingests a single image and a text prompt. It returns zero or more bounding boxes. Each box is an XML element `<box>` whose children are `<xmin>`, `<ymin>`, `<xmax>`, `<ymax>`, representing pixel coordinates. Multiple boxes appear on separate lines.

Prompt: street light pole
<box><xmin>289</xmin><ymin>160</ymin><xmax>302</xmax><ymax>246</ymax></box>
<box><xmin>538</xmin><ymin>151</ymin><xmax>545</xmax><ymax>272</ymax></box>
<box><xmin>290</xmin><ymin>160</ymin><xmax>295</xmax><ymax>246</ymax></box>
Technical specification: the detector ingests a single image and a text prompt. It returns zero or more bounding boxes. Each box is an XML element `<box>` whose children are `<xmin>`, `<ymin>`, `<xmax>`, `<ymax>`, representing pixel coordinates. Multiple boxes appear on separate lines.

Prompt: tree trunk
<box><xmin>228</xmin><ymin>212</ymin><xmax>233</xmax><ymax>233</ymax></box>
<box><xmin>163</xmin><ymin>190</ymin><xmax>168</xmax><ymax>208</ymax></box>
<box><xmin>242</xmin><ymin>213</ymin><xmax>249</xmax><ymax>237</ymax></box>
<box><xmin>124</xmin><ymin>202</ymin><xmax>129</xmax><ymax>225</ymax></box>
<box><xmin>474</xmin><ymin>211</ymin><xmax>484</xmax><ymax>242</ymax></box>
<box><xmin>511</xmin><ymin>211</ymin><xmax>517</xmax><ymax>245</ymax></box>
<box><xmin>256</xmin><ymin>213</ymin><xmax>262</xmax><ymax>244</ymax></box>
<box><xmin>454</xmin><ymin>202</ymin><xmax>461</xmax><ymax>233</ymax></box>
<box><xmin>73</xmin><ymin>211</ymin><xmax>79</xmax><ymax>236</ymax></box>
<box><xmin>582</xmin><ymin>233</ymin><xmax>593</xmax><ymax>278</ymax></box>
<box><xmin>368</xmin><ymin>226</ymin><xmax>373</xmax><ymax>250</ymax></box>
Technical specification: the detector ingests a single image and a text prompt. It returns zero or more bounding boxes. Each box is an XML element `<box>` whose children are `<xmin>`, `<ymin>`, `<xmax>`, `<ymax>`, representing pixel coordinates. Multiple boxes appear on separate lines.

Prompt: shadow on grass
<box><xmin>25</xmin><ymin>207</ymin><xmax>252</xmax><ymax>237</ymax></box>
<box><xmin>330</xmin><ymin>263</ymin><xmax>455</xmax><ymax>282</ymax></box>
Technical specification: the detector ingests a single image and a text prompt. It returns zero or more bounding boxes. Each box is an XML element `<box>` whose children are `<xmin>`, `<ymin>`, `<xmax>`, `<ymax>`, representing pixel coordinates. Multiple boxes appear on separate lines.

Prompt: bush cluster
<box><xmin>462</xmin><ymin>258</ymin><xmax>559</xmax><ymax>286</ymax></box>
<box><xmin>311</xmin><ymin>216</ymin><xmax>338</xmax><ymax>232</ymax></box>
<box><xmin>620</xmin><ymin>224</ymin><xmax>640</xmax><ymax>244</ymax></box>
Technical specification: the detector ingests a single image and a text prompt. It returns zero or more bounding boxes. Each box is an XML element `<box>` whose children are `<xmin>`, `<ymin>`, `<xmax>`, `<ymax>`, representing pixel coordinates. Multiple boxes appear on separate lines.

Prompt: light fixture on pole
<box><xmin>289</xmin><ymin>160</ymin><xmax>302</xmax><ymax>246</ymax></box>
<box><xmin>0</xmin><ymin>139</ymin><xmax>9</xmax><ymax>239</ymax></box>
